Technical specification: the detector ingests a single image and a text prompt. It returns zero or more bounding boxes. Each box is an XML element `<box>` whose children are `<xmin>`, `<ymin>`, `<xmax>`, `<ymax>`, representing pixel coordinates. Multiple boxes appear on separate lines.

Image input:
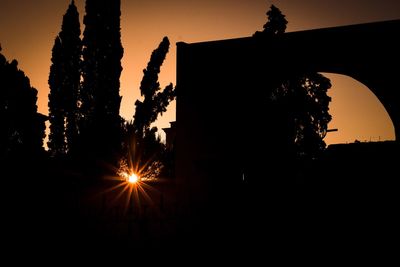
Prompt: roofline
<box><xmin>177</xmin><ymin>19</ymin><xmax>400</xmax><ymax>47</ymax></box>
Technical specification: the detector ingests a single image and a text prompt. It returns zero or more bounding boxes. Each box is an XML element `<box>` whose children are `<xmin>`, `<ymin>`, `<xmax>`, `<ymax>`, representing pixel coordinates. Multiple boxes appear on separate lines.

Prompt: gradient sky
<box><xmin>0</xmin><ymin>0</ymin><xmax>399</xmax><ymax>145</ymax></box>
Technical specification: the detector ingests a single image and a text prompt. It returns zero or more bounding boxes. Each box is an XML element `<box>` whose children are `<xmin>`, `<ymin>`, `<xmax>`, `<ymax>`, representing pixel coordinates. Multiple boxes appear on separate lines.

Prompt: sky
<box><xmin>0</xmin><ymin>0</ymin><xmax>399</xmax><ymax>145</ymax></box>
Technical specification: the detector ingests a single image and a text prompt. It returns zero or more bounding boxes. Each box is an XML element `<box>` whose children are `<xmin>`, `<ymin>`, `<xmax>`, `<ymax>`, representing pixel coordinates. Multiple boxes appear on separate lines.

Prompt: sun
<box><xmin>128</xmin><ymin>173</ymin><xmax>139</xmax><ymax>184</ymax></box>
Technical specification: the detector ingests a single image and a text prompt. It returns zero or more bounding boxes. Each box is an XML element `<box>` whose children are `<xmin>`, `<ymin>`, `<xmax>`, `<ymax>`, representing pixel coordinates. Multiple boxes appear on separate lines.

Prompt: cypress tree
<box><xmin>80</xmin><ymin>0</ymin><xmax>124</xmax><ymax>163</ymax></box>
<box><xmin>48</xmin><ymin>36</ymin><xmax>66</xmax><ymax>155</ymax></box>
<box><xmin>60</xmin><ymin>0</ymin><xmax>82</xmax><ymax>154</ymax></box>
<box><xmin>48</xmin><ymin>0</ymin><xmax>81</xmax><ymax>155</ymax></box>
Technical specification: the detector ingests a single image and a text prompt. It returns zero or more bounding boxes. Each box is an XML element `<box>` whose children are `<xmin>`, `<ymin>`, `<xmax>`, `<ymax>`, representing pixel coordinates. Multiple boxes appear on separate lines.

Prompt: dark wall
<box><xmin>175</xmin><ymin>20</ymin><xmax>400</xmax><ymax>202</ymax></box>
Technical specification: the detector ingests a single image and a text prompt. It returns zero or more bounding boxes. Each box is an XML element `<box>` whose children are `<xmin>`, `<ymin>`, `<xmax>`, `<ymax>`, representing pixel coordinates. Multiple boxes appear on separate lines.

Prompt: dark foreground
<box><xmin>1</xmin><ymin>141</ymin><xmax>399</xmax><ymax>261</ymax></box>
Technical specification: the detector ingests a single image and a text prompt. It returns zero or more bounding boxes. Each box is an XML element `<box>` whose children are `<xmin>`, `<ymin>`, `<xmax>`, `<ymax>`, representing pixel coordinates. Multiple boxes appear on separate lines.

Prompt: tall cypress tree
<box><xmin>48</xmin><ymin>0</ymin><xmax>81</xmax><ymax>156</ymax></box>
<box><xmin>60</xmin><ymin>0</ymin><xmax>82</xmax><ymax>154</ymax></box>
<box><xmin>80</xmin><ymin>0</ymin><xmax>124</xmax><ymax>162</ymax></box>
<box><xmin>48</xmin><ymin>36</ymin><xmax>66</xmax><ymax>155</ymax></box>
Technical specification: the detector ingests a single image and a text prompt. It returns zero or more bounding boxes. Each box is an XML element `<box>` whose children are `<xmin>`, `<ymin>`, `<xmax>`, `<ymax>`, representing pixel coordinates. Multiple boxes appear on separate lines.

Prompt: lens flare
<box><xmin>99</xmin><ymin>161</ymin><xmax>157</xmax><ymax>217</ymax></box>
<box><xmin>128</xmin><ymin>173</ymin><xmax>139</xmax><ymax>184</ymax></box>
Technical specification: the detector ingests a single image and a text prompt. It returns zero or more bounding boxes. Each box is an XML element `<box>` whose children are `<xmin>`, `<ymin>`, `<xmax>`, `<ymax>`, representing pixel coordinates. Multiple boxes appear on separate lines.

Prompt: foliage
<box><xmin>80</xmin><ymin>0</ymin><xmax>124</xmax><ymax>163</ymax></box>
<box><xmin>254</xmin><ymin>5</ymin><xmax>288</xmax><ymax>37</ymax></box>
<box><xmin>256</xmin><ymin>4</ymin><xmax>332</xmax><ymax>159</ymax></box>
<box><xmin>60</xmin><ymin>0</ymin><xmax>82</xmax><ymax>154</ymax></box>
<box><xmin>263</xmin><ymin>5</ymin><xmax>288</xmax><ymax>35</ymax></box>
<box><xmin>123</xmin><ymin>37</ymin><xmax>175</xmax><ymax>179</ymax></box>
<box><xmin>133</xmin><ymin>37</ymin><xmax>175</xmax><ymax>135</ymax></box>
<box><xmin>271</xmin><ymin>73</ymin><xmax>332</xmax><ymax>159</ymax></box>
<box><xmin>48</xmin><ymin>36</ymin><xmax>66</xmax><ymax>155</ymax></box>
<box><xmin>0</xmin><ymin>46</ymin><xmax>46</xmax><ymax>158</ymax></box>
<box><xmin>48</xmin><ymin>0</ymin><xmax>81</xmax><ymax>156</ymax></box>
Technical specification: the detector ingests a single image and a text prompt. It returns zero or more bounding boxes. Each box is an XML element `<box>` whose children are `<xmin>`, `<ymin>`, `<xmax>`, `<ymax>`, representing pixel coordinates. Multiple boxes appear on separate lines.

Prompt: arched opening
<box><xmin>321</xmin><ymin>73</ymin><xmax>395</xmax><ymax>145</ymax></box>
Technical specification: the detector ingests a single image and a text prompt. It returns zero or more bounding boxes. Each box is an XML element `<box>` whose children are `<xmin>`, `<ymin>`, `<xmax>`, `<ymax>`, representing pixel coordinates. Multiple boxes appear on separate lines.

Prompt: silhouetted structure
<box><xmin>175</xmin><ymin>20</ymin><xmax>400</xmax><ymax>203</ymax></box>
<box><xmin>163</xmin><ymin>121</ymin><xmax>176</xmax><ymax>150</ymax></box>
<box><xmin>160</xmin><ymin>121</ymin><xmax>176</xmax><ymax>179</ymax></box>
<box><xmin>2</xmin><ymin>8</ymin><xmax>399</xmax><ymax>255</ymax></box>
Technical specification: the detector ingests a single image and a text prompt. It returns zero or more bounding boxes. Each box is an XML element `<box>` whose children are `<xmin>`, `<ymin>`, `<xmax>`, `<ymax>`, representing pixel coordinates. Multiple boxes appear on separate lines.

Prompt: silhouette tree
<box><xmin>256</xmin><ymin>5</ymin><xmax>331</xmax><ymax>159</ymax></box>
<box><xmin>0</xmin><ymin>46</ymin><xmax>46</xmax><ymax>159</ymax></box>
<box><xmin>80</xmin><ymin>0</ymin><xmax>124</xmax><ymax>165</ymax></box>
<box><xmin>123</xmin><ymin>37</ymin><xmax>175</xmax><ymax>179</ymax></box>
<box><xmin>48</xmin><ymin>36</ymin><xmax>66</xmax><ymax>155</ymax></box>
<box><xmin>254</xmin><ymin>5</ymin><xmax>288</xmax><ymax>37</ymax></box>
<box><xmin>60</xmin><ymin>0</ymin><xmax>82</xmax><ymax>154</ymax></box>
<box><xmin>271</xmin><ymin>73</ymin><xmax>332</xmax><ymax>159</ymax></box>
<box><xmin>298</xmin><ymin>73</ymin><xmax>332</xmax><ymax>157</ymax></box>
<box><xmin>48</xmin><ymin>0</ymin><xmax>81</xmax><ymax>156</ymax></box>
<box><xmin>263</xmin><ymin>5</ymin><xmax>288</xmax><ymax>35</ymax></box>
<box><xmin>133</xmin><ymin>37</ymin><xmax>174</xmax><ymax>136</ymax></box>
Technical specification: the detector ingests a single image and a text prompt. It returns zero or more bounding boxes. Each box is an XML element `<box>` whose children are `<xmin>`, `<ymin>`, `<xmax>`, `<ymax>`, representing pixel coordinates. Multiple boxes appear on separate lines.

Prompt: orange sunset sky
<box><xmin>0</xmin><ymin>0</ymin><xmax>399</xmax><ymax>145</ymax></box>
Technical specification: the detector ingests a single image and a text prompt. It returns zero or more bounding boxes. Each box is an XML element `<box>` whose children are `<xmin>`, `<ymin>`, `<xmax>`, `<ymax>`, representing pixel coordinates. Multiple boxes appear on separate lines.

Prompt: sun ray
<box><xmin>131</xmin><ymin>182</ymin><xmax>141</xmax><ymax>215</ymax></box>
<box><xmin>100</xmin><ymin>181</ymin><xmax>128</xmax><ymax>195</ymax></box>
<box><xmin>136</xmin><ymin>184</ymin><xmax>155</xmax><ymax>209</ymax></box>
<box><xmin>109</xmin><ymin>182</ymin><xmax>131</xmax><ymax>208</ymax></box>
<box><xmin>122</xmin><ymin>183</ymin><xmax>134</xmax><ymax>215</ymax></box>
<box><xmin>95</xmin><ymin>132</ymin><xmax>166</xmax><ymax>218</ymax></box>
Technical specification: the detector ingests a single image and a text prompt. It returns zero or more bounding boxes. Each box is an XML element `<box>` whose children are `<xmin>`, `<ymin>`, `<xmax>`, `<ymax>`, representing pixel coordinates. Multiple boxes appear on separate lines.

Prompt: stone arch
<box><xmin>175</xmin><ymin>20</ymin><xmax>400</xmax><ymax>193</ymax></box>
<box><xmin>321</xmin><ymin>72</ymin><xmax>395</xmax><ymax>144</ymax></box>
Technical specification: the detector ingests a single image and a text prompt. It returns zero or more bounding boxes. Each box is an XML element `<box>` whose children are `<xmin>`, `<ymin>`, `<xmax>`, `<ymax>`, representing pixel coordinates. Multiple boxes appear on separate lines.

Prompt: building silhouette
<box><xmin>175</xmin><ymin>20</ymin><xmax>400</xmax><ymax>203</ymax></box>
<box><xmin>163</xmin><ymin>121</ymin><xmax>176</xmax><ymax>150</ymax></box>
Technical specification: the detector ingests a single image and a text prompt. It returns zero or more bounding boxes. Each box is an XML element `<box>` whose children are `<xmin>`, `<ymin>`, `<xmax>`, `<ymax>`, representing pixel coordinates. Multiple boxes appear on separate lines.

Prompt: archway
<box><xmin>322</xmin><ymin>73</ymin><xmax>395</xmax><ymax>145</ymax></box>
<box><xmin>175</xmin><ymin>20</ymin><xmax>400</xmax><ymax>194</ymax></box>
